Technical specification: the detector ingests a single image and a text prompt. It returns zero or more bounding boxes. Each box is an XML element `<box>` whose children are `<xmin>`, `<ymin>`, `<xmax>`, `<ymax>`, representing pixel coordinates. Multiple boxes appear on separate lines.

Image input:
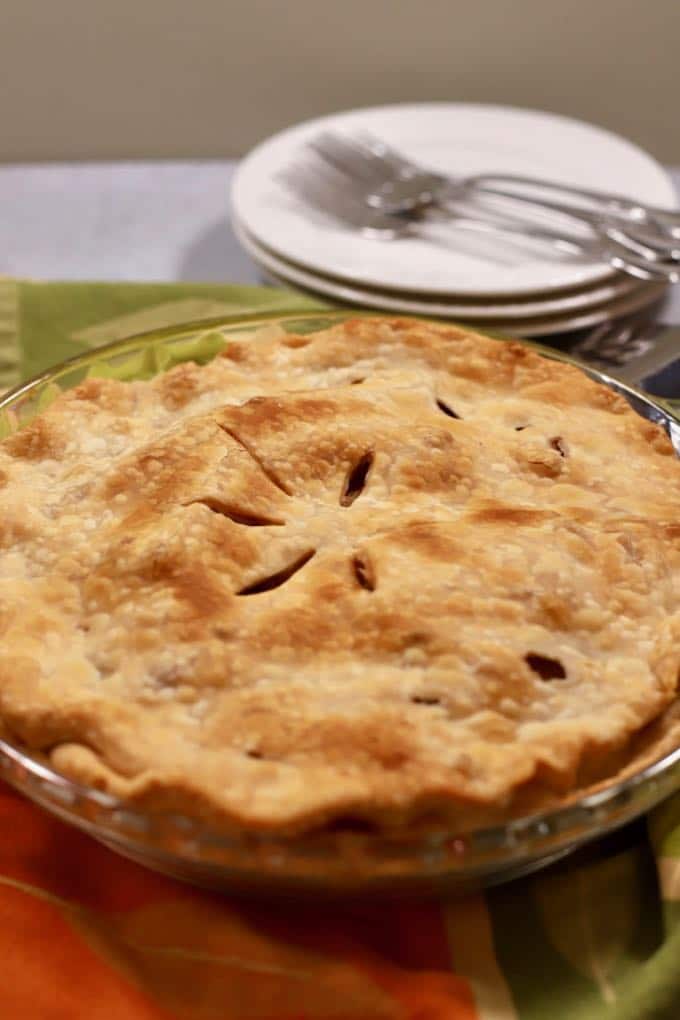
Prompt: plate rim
<box><xmin>234</xmin><ymin>217</ymin><xmax>667</xmax><ymax>337</ymax></box>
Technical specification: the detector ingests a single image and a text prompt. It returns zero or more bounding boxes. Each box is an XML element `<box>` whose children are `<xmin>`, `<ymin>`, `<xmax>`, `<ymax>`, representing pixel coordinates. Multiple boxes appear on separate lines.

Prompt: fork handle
<box><xmin>444</xmin><ymin>182</ymin><xmax>680</xmax><ymax>259</ymax></box>
<box><xmin>421</xmin><ymin>208</ymin><xmax>678</xmax><ymax>284</ymax></box>
<box><xmin>467</xmin><ymin>174</ymin><xmax>680</xmax><ymax>233</ymax></box>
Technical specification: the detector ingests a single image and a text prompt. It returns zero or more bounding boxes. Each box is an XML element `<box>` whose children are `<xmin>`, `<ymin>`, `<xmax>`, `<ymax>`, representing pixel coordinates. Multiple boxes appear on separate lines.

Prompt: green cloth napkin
<box><xmin>2</xmin><ymin>277</ymin><xmax>680</xmax><ymax>1020</ymax></box>
<box><xmin>0</xmin><ymin>278</ymin><xmax>327</xmax><ymax>389</ymax></box>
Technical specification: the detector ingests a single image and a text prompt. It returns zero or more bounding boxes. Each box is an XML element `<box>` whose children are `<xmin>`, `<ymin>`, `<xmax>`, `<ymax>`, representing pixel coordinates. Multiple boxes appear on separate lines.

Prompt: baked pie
<box><xmin>0</xmin><ymin>316</ymin><xmax>678</xmax><ymax>836</ymax></box>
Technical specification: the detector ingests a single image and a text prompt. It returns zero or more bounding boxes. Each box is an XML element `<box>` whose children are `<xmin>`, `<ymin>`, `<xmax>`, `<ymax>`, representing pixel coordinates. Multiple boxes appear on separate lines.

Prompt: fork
<box><xmin>568</xmin><ymin>311</ymin><xmax>680</xmax><ymax>403</ymax></box>
<box><xmin>569</xmin><ymin>310</ymin><xmax>663</xmax><ymax>374</ymax></box>
<box><xmin>278</xmin><ymin>157</ymin><xmax>680</xmax><ymax>284</ymax></box>
<box><xmin>308</xmin><ymin>132</ymin><xmax>680</xmax><ymax>258</ymax></box>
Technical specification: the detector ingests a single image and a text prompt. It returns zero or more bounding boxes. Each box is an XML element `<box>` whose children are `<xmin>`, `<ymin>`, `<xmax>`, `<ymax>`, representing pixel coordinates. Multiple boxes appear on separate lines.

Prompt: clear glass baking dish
<box><xmin>1</xmin><ymin>309</ymin><xmax>679</xmax><ymax>897</ymax></box>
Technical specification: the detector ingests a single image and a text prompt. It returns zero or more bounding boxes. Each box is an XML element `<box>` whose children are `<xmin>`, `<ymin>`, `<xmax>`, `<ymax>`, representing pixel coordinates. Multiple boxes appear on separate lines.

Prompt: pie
<box><xmin>0</xmin><ymin>315</ymin><xmax>678</xmax><ymax>836</ymax></box>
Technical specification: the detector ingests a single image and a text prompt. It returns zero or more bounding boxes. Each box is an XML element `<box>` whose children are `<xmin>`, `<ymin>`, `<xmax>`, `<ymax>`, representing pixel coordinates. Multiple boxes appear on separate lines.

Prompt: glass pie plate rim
<box><xmin>1</xmin><ymin>308</ymin><xmax>679</xmax><ymax>895</ymax></box>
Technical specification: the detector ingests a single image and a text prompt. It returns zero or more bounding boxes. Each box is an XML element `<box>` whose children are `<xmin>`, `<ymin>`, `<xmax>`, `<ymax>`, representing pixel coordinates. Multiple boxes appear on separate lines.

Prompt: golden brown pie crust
<box><xmin>0</xmin><ymin>316</ymin><xmax>678</xmax><ymax>835</ymax></box>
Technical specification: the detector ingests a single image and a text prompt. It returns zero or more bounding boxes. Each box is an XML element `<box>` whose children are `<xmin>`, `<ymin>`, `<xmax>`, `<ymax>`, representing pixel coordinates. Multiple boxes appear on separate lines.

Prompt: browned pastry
<box><xmin>0</xmin><ymin>316</ymin><xmax>678</xmax><ymax>834</ymax></box>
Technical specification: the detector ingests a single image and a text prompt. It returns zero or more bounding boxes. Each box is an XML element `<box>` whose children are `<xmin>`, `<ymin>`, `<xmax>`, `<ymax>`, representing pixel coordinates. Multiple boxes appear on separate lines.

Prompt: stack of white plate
<box><xmin>231</xmin><ymin>104</ymin><xmax>676</xmax><ymax>336</ymax></box>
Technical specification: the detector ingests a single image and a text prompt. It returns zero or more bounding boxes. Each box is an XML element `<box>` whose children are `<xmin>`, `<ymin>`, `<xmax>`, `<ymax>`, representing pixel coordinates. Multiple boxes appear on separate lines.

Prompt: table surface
<box><xmin>1</xmin><ymin>159</ymin><xmax>679</xmax><ymax>322</ymax></box>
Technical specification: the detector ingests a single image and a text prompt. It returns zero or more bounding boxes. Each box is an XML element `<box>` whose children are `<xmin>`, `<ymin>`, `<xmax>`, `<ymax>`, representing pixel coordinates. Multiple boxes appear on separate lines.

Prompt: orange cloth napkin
<box><xmin>0</xmin><ymin>783</ymin><xmax>479</xmax><ymax>1020</ymax></box>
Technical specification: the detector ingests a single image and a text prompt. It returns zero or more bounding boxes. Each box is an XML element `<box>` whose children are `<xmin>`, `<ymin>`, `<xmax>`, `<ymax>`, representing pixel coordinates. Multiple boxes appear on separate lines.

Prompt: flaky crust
<box><xmin>0</xmin><ymin>317</ymin><xmax>679</xmax><ymax>835</ymax></box>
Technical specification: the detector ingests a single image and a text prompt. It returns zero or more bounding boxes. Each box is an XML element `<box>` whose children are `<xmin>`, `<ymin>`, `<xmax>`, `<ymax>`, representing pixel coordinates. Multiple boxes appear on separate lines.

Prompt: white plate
<box><xmin>234</xmin><ymin>217</ymin><xmax>641</xmax><ymax>319</ymax></box>
<box><xmin>235</xmin><ymin>216</ymin><xmax>666</xmax><ymax>338</ymax></box>
<box><xmin>232</xmin><ymin>103</ymin><xmax>677</xmax><ymax>299</ymax></box>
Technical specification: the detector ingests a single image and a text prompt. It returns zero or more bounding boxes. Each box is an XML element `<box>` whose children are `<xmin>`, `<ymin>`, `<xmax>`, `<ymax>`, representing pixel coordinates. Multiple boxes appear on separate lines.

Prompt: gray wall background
<box><xmin>2</xmin><ymin>0</ymin><xmax>678</xmax><ymax>163</ymax></box>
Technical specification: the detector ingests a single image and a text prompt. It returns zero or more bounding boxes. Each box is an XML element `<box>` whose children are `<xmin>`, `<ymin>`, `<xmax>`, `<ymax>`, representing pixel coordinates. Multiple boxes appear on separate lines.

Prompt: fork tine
<box><xmin>278</xmin><ymin>157</ymin><xmax>358</xmax><ymax>216</ymax></box>
<box><xmin>277</xmin><ymin>155</ymin><xmax>408</xmax><ymax>236</ymax></box>
<box><xmin>307</xmin><ymin>133</ymin><xmax>400</xmax><ymax>186</ymax></box>
<box><xmin>310</xmin><ymin>131</ymin><xmax>436</xmax><ymax>182</ymax></box>
<box><xmin>352</xmin><ymin>132</ymin><xmax>423</xmax><ymax>174</ymax></box>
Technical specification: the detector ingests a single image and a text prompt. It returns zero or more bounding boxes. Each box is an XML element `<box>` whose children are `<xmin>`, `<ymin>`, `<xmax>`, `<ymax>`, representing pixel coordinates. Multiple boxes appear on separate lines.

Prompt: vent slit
<box><xmin>352</xmin><ymin>552</ymin><xmax>375</xmax><ymax>591</ymax></box>
<box><xmin>192</xmin><ymin>499</ymin><xmax>284</xmax><ymax>527</ymax></box>
<box><xmin>436</xmin><ymin>399</ymin><xmax>461</xmax><ymax>419</ymax></box>
<box><xmin>219</xmin><ymin>425</ymin><xmax>292</xmax><ymax>495</ymax></box>
<box><xmin>340</xmin><ymin>452</ymin><xmax>373</xmax><ymax>507</ymax></box>
<box><xmin>550</xmin><ymin>436</ymin><xmax>568</xmax><ymax>458</ymax></box>
<box><xmin>282</xmin><ymin>335</ymin><xmax>310</xmax><ymax>348</ymax></box>
<box><xmin>525</xmin><ymin>653</ymin><xmax>567</xmax><ymax>681</ymax></box>
<box><xmin>237</xmin><ymin>550</ymin><xmax>315</xmax><ymax>596</ymax></box>
<box><xmin>411</xmin><ymin>695</ymin><xmax>441</xmax><ymax>706</ymax></box>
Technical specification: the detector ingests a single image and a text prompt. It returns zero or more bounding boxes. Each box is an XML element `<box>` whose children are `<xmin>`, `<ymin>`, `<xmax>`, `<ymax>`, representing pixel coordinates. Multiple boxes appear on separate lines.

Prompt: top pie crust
<box><xmin>0</xmin><ymin>316</ymin><xmax>679</xmax><ymax>835</ymax></box>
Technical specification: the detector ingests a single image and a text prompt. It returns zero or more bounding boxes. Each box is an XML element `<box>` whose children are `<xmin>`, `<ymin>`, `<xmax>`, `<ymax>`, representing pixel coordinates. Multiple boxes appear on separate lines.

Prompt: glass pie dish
<box><xmin>1</xmin><ymin>309</ymin><xmax>679</xmax><ymax>897</ymax></box>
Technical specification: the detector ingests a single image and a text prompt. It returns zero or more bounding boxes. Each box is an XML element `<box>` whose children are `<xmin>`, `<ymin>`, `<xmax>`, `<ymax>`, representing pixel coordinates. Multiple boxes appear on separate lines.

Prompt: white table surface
<box><xmin>1</xmin><ymin>159</ymin><xmax>679</xmax><ymax>324</ymax></box>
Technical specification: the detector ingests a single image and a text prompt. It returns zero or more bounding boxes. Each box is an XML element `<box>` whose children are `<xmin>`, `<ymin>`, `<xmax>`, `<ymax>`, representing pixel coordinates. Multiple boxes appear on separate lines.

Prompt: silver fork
<box><xmin>570</xmin><ymin>311</ymin><xmax>661</xmax><ymax>373</ymax></box>
<box><xmin>569</xmin><ymin>312</ymin><xmax>680</xmax><ymax>394</ymax></box>
<box><xmin>308</xmin><ymin>132</ymin><xmax>680</xmax><ymax>258</ymax></box>
<box><xmin>277</xmin><ymin>157</ymin><xmax>680</xmax><ymax>284</ymax></box>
